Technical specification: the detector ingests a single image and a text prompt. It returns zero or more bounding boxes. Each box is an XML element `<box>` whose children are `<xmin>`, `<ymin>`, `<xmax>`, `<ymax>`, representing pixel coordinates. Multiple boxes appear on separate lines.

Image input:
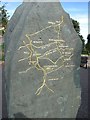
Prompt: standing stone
<box><xmin>4</xmin><ymin>0</ymin><xmax>82</xmax><ymax>118</ymax></box>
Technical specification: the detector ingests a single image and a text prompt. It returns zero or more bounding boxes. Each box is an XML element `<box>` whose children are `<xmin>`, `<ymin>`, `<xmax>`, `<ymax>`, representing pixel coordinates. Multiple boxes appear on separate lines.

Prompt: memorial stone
<box><xmin>4</xmin><ymin>0</ymin><xmax>82</xmax><ymax>118</ymax></box>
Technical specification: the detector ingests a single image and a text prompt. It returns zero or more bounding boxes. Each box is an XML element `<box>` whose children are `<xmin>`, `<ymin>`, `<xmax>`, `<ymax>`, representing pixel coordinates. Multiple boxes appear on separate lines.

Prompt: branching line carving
<box><xmin>18</xmin><ymin>16</ymin><xmax>74</xmax><ymax>95</ymax></box>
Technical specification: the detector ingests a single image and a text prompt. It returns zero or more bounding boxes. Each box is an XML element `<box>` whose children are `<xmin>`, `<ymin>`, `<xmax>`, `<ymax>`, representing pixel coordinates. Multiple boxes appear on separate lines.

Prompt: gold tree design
<box><xmin>18</xmin><ymin>16</ymin><xmax>74</xmax><ymax>95</ymax></box>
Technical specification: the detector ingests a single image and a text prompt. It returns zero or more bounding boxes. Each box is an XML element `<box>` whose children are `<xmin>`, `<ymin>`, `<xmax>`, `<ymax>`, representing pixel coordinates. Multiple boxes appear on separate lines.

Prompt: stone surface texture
<box><xmin>4</xmin><ymin>1</ymin><xmax>82</xmax><ymax>118</ymax></box>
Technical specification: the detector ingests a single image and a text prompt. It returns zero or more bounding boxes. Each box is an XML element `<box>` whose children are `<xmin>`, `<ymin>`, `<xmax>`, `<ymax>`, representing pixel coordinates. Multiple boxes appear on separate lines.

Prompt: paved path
<box><xmin>76</xmin><ymin>56</ymin><xmax>90</xmax><ymax>118</ymax></box>
<box><xmin>76</xmin><ymin>66</ymin><xmax>88</xmax><ymax>118</ymax></box>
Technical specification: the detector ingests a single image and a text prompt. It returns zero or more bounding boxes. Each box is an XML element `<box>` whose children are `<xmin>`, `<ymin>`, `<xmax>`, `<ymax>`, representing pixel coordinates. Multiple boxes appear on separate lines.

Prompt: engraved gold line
<box><xmin>45</xmin><ymin>84</ymin><xmax>54</xmax><ymax>93</ymax></box>
<box><xmin>27</xmin><ymin>16</ymin><xmax>64</xmax><ymax>37</ymax></box>
<box><xmin>40</xmin><ymin>57</ymin><xmax>57</xmax><ymax>65</ymax></box>
<box><xmin>19</xmin><ymin>66</ymin><xmax>34</xmax><ymax>74</ymax></box>
<box><xmin>18</xmin><ymin>44</ymin><xmax>30</xmax><ymax>50</ymax></box>
<box><xmin>30</xmin><ymin>46</ymin><xmax>54</xmax><ymax>95</ymax></box>
<box><xmin>28</xmin><ymin>23</ymin><xmax>60</xmax><ymax>37</ymax></box>
<box><xmin>18</xmin><ymin>56</ymin><xmax>30</xmax><ymax>62</ymax></box>
<box><xmin>23</xmin><ymin>41</ymin><xmax>31</xmax><ymax>52</ymax></box>
<box><xmin>39</xmin><ymin>48</ymin><xmax>58</xmax><ymax>58</ymax></box>
<box><xmin>68</xmin><ymin>54</ymin><xmax>73</xmax><ymax>59</ymax></box>
<box><xmin>47</xmin><ymin>64</ymin><xmax>64</xmax><ymax>75</ymax></box>
<box><xmin>18</xmin><ymin>16</ymin><xmax>74</xmax><ymax>96</ymax></box>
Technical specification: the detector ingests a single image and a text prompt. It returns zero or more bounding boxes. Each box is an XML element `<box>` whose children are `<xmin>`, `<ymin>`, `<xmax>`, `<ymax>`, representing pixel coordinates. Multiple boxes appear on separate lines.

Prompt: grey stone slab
<box><xmin>4</xmin><ymin>1</ymin><xmax>82</xmax><ymax>118</ymax></box>
<box><xmin>0</xmin><ymin>65</ymin><xmax>2</xmax><ymax>119</ymax></box>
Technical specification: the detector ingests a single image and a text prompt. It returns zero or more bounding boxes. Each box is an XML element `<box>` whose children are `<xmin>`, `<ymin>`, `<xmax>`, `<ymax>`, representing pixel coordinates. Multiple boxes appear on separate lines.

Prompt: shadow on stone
<box><xmin>13</xmin><ymin>112</ymin><xmax>28</xmax><ymax>118</ymax></box>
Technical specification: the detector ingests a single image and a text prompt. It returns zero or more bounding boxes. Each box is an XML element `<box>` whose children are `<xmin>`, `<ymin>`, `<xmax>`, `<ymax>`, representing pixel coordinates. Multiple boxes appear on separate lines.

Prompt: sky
<box><xmin>1</xmin><ymin>1</ymin><xmax>88</xmax><ymax>43</ymax></box>
<box><xmin>61</xmin><ymin>2</ymin><xmax>88</xmax><ymax>43</ymax></box>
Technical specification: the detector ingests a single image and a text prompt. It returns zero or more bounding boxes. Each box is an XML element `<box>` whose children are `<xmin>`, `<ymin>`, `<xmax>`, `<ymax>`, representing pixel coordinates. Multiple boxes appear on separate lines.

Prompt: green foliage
<box><xmin>0</xmin><ymin>1</ymin><xmax>10</xmax><ymax>35</ymax></box>
<box><xmin>71</xmin><ymin>18</ymin><xmax>87</xmax><ymax>54</ymax></box>
<box><xmin>82</xmin><ymin>47</ymin><xmax>89</xmax><ymax>55</ymax></box>
<box><xmin>79</xmin><ymin>34</ymin><xmax>85</xmax><ymax>49</ymax></box>
<box><xmin>85</xmin><ymin>34</ymin><xmax>90</xmax><ymax>54</ymax></box>
<box><xmin>72</xmin><ymin>19</ymin><xmax>80</xmax><ymax>34</ymax></box>
<box><xmin>86</xmin><ymin>43</ymin><xmax>90</xmax><ymax>53</ymax></box>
